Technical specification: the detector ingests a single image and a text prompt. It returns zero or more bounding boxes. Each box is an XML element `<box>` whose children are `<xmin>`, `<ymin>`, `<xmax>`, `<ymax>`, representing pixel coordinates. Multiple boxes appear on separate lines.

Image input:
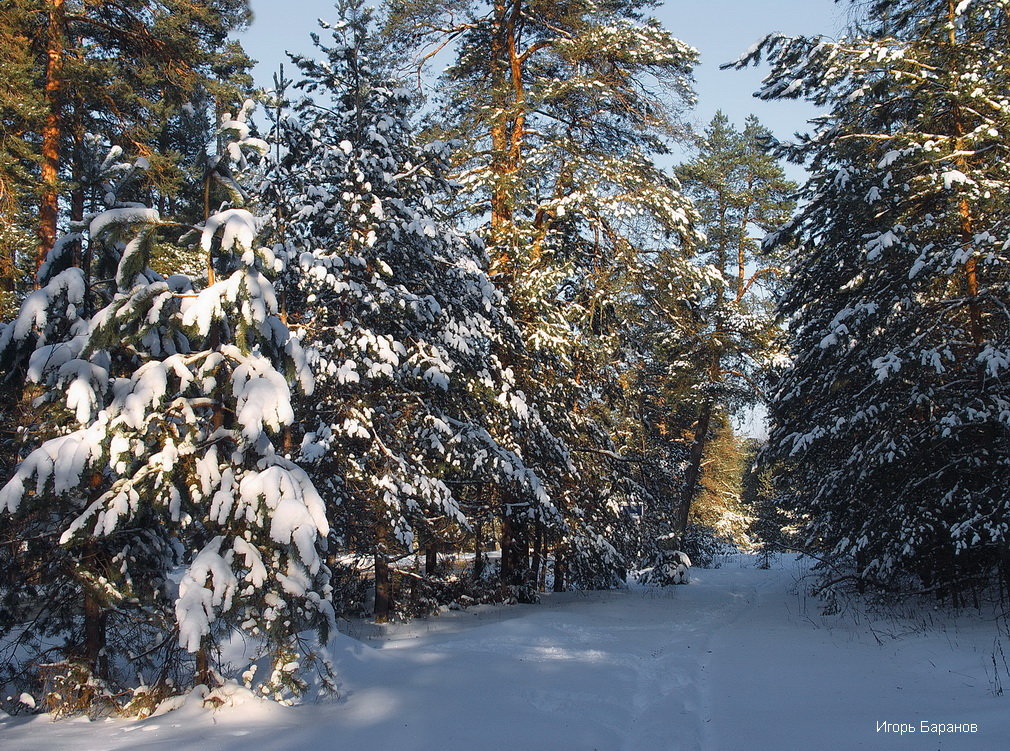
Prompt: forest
<box><xmin>0</xmin><ymin>0</ymin><xmax>1009</xmax><ymax>731</ymax></box>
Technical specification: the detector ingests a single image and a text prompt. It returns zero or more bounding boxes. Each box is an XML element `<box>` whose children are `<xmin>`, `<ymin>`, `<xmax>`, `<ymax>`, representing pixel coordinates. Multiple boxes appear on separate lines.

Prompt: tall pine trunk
<box><xmin>79</xmin><ymin>485</ymin><xmax>106</xmax><ymax>678</ymax></box>
<box><xmin>68</xmin><ymin>144</ymin><xmax>85</xmax><ymax>268</ymax></box>
<box><xmin>500</xmin><ymin>513</ymin><xmax>514</xmax><ymax>594</ymax></box>
<box><xmin>81</xmin><ymin>590</ymin><xmax>105</xmax><ymax>675</ymax></box>
<box><xmin>673</xmin><ymin>399</ymin><xmax>714</xmax><ymax>548</ymax></box>
<box><xmin>38</xmin><ymin>0</ymin><xmax>66</xmax><ymax>273</ymax></box>
<box><xmin>80</xmin><ymin>543</ymin><xmax>106</xmax><ymax>679</ymax></box>
<box><xmin>488</xmin><ymin>0</ymin><xmax>511</xmax><ymax>243</ymax></box>
<box><xmin>947</xmin><ymin>0</ymin><xmax>983</xmax><ymax>350</ymax></box>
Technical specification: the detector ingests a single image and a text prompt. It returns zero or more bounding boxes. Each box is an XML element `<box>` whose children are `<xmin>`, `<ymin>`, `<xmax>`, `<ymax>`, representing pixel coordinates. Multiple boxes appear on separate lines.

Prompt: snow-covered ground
<box><xmin>3</xmin><ymin>555</ymin><xmax>1007</xmax><ymax>750</ymax></box>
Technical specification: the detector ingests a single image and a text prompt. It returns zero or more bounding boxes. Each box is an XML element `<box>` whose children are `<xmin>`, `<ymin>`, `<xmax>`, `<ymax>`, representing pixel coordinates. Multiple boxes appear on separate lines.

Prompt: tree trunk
<box><xmin>736</xmin><ymin>176</ymin><xmax>755</xmax><ymax>302</ymax></box>
<box><xmin>501</xmin><ymin>513</ymin><xmax>532</xmax><ymax>597</ymax></box>
<box><xmin>81</xmin><ymin>586</ymin><xmax>105</xmax><ymax>678</ymax></box>
<box><xmin>517</xmin><ymin>520</ymin><xmax>530</xmax><ymax>585</ymax></box>
<box><xmin>68</xmin><ymin>158</ymin><xmax>84</xmax><ymax>269</ymax></box>
<box><xmin>38</xmin><ymin>0</ymin><xmax>66</xmax><ymax>274</ymax></box>
<box><xmin>425</xmin><ymin>543</ymin><xmax>439</xmax><ymax>577</ymax></box>
<box><xmin>506</xmin><ymin>1</ymin><xmax>526</xmax><ymax>172</ymax></box>
<box><xmin>531</xmin><ymin>520</ymin><xmax>543</xmax><ymax>592</ymax></box>
<box><xmin>488</xmin><ymin>0</ymin><xmax>511</xmax><ymax>243</ymax></box>
<box><xmin>488</xmin><ymin>0</ymin><xmax>528</xmax><ymax>276</ymax></box>
<box><xmin>947</xmin><ymin>0</ymin><xmax>984</xmax><ymax>349</ymax></box>
<box><xmin>855</xmin><ymin>549</ymin><xmax>867</xmax><ymax>594</ymax></box>
<box><xmin>999</xmin><ymin>547</ymin><xmax>1010</xmax><ymax>605</ymax></box>
<box><xmin>553</xmin><ymin>551</ymin><xmax>566</xmax><ymax>592</ymax></box>
<box><xmin>194</xmin><ymin>635</ymin><xmax>213</xmax><ymax>687</ymax></box>
<box><xmin>673</xmin><ymin>399</ymin><xmax>715</xmax><ymax>548</ymax></box>
<box><xmin>537</xmin><ymin>538</ymin><xmax>548</xmax><ymax>592</ymax></box>
<box><xmin>500</xmin><ymin>513</ymin><xmax>514</xmax><ymax>592</ymax></box>
<box><xmin>472</xmin><ymin>520</ymin><xmax>485</xmax><ymax>580</ymax></box>
<box><xmin>0</xmin><ymin>244</ymin><xmax>14</xmax><ymax>295</ymax></box>
<box><xmin>374</xmin><ymin>521</ymin><xmax>391</xmax><ymax>623</ymax></box>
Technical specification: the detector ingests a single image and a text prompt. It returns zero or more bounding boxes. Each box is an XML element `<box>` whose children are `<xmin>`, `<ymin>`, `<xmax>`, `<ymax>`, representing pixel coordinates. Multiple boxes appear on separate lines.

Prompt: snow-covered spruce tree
<box><xmin>386</xmin><ymin>0</ymin><xmax>701</xmax><ymax>589</ymax></box>
<box><xmin>0</xmin><ymin>108</ymin><xmax>332</xmax><ymax>714</ymax></box>
<box><xmin>262</xmin><ymin>1</ymin><xmax>562</xmax><ymax>614</ymax></box>
<box><xmin>732</xmin><ymin>0</ymin><xmax>1010</xmax><ymax>601</ymax></box>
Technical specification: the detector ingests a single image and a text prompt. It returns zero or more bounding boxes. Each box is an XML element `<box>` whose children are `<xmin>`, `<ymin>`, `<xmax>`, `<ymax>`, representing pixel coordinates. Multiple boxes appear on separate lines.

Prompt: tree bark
<box><xmin>425</xmin><ymin>542</ymin><xmax>439</xmax><ymax>577</ymax></box>
<box><xmin>500</xmin><ymin>513</ymin><xmax>514</xmax><ymax>592</ymax></box>
<box><xmin>673</xmin><ymin>399</ymin><xmax>715</xmax><ymax>548</ymax></box>
<box><xmin>1000</xmin><ymin>547</ymin><xmax>1010</xmax><ymax>604</ymax></box>
<box><xmin>553</xmin><ymin>551</ymin><xmax>566</xmax><ymax>592</ymax></box>
<box><xmin>488</xmin><ymin>0</ymin><xmax>529</xmax><ymax>275</ymax></box>
<box><xmin>531</xmin><ymin>520</ymin><xmax>543</xmax><ymax>592</ymax></box>
<box><xmin>947</xmin><ymin>0</ymin><xmax>983</xmax><ymax>348</ymax></box>
<box><xmin>489</xmin><ymin>0</ymin><xmax>511</xmax><ymax>243</ymax></box>
<box><xmin>506</xmin><ymin>0</ymin><xmax>526</xmax><ymax>172</ymax></box>
<box><xmin>501</xmin><ymin>513</ymin><xmax>531</xmax><ymax>597</ymax></box>
<box><xmin>38</xmin><ymin>0</ymin><xmax>66</xmax><ymax>274</ymax></box>
<box><xmin>0</xmin><ymin>245</ymin><xmax>14</xmax><ymax>295</ymax></box>
<box><xmin>68</xmin><ymin>149</ymin><xmax>85</xmax><ymax>268</ymax></box>
<box><xmin>374</xmin><ymin>521</ymin><xmax>392</xmax><ymax>623</ymax></box>
<box><xmin>736</xmin><ymin>176</ymin><xmax>755</xmax><ymax>302</ymax></box>
<box><xmin>194</xmin><ymin>635</ymin><xmax>213</xmax><ymax>687</ymax></box>
<box><xmin>81</xmin><ymin>586</ymin><xmax>106</xmax><ymax>678</ymax></box>
<box><xmin>472</xmin><ymin>520</ymin><xmax>485</xmax><ymax>580</ymax></box>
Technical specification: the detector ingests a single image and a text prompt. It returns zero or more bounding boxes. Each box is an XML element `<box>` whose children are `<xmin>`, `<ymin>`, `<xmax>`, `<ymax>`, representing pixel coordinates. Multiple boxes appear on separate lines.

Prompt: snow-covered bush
<box><xmin>638</xmin><ymin>549</ymin><xmax>692</xmax><ymax>586</ymax></box>
<box><xmin>636</xmin><ymin>533</ymin><xmax>692</xmax><ymax>585</ymax></box>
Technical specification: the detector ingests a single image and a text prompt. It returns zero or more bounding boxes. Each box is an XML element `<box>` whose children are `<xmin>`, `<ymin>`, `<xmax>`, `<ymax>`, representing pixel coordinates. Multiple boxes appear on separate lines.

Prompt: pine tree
<box><xmin>386</xmin><ymin>0</ymin><xmax>701</xmax><ymax>590</ymax></box>
<box><xmin>666</xmin><ymin>112</ymin><xmax>795</xmax><ymax>547</ymax></box>
<box><xmin>1</xmin><ymin>0</ymin><xmax>253</xmax><ymax>271</ymax></box>
<box><xmin>733</xmin><ymin>0</ymin><xmax>1010</xmax><ymax>600</ymax></box>
<box><xmin>0</xmin><ymin>1</ymin><xmax>41</xmax><ymax>309</ymax></box>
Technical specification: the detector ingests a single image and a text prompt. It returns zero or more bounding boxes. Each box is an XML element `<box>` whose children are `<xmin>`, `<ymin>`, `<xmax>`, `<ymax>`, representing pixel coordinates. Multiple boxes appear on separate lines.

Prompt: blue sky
<box><xmin>239</xmin><ymin>0</ymin><xmax>847</xmax><ymax>148</ymax></box>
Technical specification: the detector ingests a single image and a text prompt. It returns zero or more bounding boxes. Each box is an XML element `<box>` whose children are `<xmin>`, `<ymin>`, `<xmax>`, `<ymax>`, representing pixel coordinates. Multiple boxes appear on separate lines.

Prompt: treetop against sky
<box><xmin>240</xmin><ymin>0</ymin><xmax>844</xmax><ymax>147</ymax></box>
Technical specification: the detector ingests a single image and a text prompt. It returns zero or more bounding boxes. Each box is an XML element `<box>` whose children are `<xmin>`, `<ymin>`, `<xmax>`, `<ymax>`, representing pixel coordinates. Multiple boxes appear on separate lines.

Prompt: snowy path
<box><xmin>2</xmin><ymin>556</ymin><xmax>1007</xmax><ymax>750</ymax></box>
